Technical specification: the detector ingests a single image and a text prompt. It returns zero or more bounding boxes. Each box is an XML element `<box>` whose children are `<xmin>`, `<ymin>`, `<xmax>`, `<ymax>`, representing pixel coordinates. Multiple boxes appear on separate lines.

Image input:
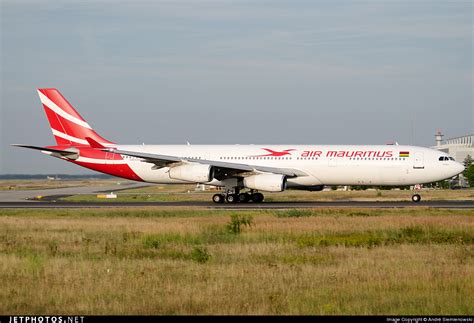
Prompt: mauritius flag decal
<box><xmin>399</xmin><ymin>151</ymin><xmax>410</xmax><ymax>158</ymax></box>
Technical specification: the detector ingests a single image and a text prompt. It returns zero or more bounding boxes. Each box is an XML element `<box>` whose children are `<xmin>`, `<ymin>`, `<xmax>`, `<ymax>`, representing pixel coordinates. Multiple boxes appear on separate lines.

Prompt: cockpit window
<box><xmin>439</xmin><ymin>156</ymin><xmax>451</xmax><ymax>161</ymax></box>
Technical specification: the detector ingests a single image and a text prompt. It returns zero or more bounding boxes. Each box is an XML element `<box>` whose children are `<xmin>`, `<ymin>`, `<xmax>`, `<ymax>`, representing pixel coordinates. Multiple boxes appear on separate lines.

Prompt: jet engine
<box><xmin>243</xmin><ymin>174</ymin><xmax>287</xmax><ymax>192</ymax></box>
<box><xmin>168</xmin><ymin>163</ymin><xmax>213</xmax><ymax>183</ymax></box>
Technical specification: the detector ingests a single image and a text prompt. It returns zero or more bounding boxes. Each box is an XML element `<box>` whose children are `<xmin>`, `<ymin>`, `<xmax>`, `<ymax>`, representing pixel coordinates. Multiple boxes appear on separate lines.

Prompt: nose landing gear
<box><xmin>411</xmin><ymin>184</ymin><xmax>422</xmax><ymax>203</ymax></box>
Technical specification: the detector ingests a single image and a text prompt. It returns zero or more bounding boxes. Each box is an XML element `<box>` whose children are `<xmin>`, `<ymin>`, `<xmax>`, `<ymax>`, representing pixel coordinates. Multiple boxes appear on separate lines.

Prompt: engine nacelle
<box><xmin>169</xmin><ymin>163</ymin><xmax>213</xmax><ymax>183</ymax></box>
<box><xmin>243</xmin><ymin>174</ymin><xmax>287</xmax><ymax>192</ymax></box>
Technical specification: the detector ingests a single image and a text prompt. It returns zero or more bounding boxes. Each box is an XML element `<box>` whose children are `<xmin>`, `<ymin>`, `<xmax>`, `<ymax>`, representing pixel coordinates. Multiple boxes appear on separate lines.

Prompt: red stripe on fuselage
<box><xmin>74</xmin><ymin>147</ymin><xmax>122</xmax><ymax>160</ymax></box>
<box><xmin>46</xmin><ymin>146</ymin><xmax>122</xmax><ymax>160</ymax></box>
<box><xmin>46</xmin><ymin>146</ymin><xmax>143</xmax><ymax>182</ymax></box>
<box><xmin>72</xmin><ymin>160</ymin><xmax>143</xmax><ymax>182</ymax></box>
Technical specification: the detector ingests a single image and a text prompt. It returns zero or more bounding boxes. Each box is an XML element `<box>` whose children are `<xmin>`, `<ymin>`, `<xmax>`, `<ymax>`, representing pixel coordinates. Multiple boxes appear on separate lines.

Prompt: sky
<box><xmin>1</xmin><ymin>0</ymin><xmax>472</xmax><ymax>174</ymax></box>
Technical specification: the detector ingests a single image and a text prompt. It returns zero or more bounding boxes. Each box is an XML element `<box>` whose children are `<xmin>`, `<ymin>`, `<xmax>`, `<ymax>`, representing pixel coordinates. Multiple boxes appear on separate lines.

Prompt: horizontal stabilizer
<box><xmin>11</xmin><ymin>144</ymin><xmax>79</xmax><ymax>160</ymax></box>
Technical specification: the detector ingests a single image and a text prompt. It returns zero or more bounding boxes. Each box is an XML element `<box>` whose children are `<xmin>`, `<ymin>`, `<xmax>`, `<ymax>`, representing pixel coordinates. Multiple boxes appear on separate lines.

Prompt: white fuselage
<box><xmin>29</xmin><ymin>88</ymin><xmax>465</xmax><ymax>195</ymax></box>
<box><xmin>113</xmin><ymin>144</ymin><xmax>464</xmax><ymax>188</ymax></box>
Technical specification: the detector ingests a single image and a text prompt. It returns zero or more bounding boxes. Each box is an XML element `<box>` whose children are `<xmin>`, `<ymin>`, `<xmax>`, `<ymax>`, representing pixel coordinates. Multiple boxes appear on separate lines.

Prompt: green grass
<box><xmin>0</xmin><ymin>208</ymin><xmax>473</xmax><ymax>315</ymax></box>
<box><xmin>59</xmin><ymin>187</ymin><xmax>474</xmax><ymax>203</ymax></box>
<box><xmin>295</xmin><ymin>226</ymin><xmax>472</xmax><ymax>248</ymax></box>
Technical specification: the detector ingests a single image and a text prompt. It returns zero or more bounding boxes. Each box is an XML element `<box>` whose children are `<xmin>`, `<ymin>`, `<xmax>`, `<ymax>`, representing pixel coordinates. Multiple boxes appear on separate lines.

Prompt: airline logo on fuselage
<box><xmin>249</xmin><ymin>148</ymin><xmax>397</xmax><ymax>158</ymax></box>
<box><xmin>322</xmin><ymin>150</ymin><xmax>394</xmax><ymax>158</ymax></box>
<box><xmin>251</xmin><ymin>148</ymin><xmax>296</xmax><ymax>157</ymax></box>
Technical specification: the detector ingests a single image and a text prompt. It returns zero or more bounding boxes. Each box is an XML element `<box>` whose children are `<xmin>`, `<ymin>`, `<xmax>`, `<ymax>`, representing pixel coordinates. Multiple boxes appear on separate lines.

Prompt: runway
<box><xmin>0</xmin><ymin>182</ymin><xmax>152</xmax><ymax>202</ymax></box>
<box><xmin>1</xmin><ymin>182</ymin><xmax>472</xmax><ymax>209</ymax></box>
<box><xmin>0</xmin><ymin>200</ymin><xmax>473</xmax><ymax>209</ymax></box>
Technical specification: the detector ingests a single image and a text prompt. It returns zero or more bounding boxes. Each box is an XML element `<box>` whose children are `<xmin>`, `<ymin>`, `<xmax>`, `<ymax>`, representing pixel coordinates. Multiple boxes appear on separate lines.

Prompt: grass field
<box><xmin>0</xmin><ymin>179</ymin><xmax>122</xmax><ymax>191</ymax></box>
<box><xmin>1</xmin><ymin>179</ymin><xmax>472</xmax><ymax>202</ymax></box>
<box><xmin>62</xmin><ymin>185</ymin><xmax>474</xmax><ymax>203</ymax></box>
<box><xmin>1</xmin><ymin>207</ymin><xmax>473</xmax><ymax>315</ymax></box>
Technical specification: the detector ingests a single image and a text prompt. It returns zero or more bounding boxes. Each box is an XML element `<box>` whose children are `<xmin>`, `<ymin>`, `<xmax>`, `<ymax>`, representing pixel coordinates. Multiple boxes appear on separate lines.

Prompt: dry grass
<box><xmin>0</xmin><ymin>208</ymin><xmax>473</xmax><ymax>315</ymax></box>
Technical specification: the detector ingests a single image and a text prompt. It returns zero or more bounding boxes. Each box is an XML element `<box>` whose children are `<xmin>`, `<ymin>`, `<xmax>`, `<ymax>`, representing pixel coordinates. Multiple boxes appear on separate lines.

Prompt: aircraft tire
<box><xmin>226</xmin><ymin>194</ymin><xmax>238</xmax><ymax>203</ymax></box>
<box><xmin>239</xmin><ymin>193</ymin><xmax>250</xmax><ymax>203</ymax></box>
<box><xmin>252</xmin><ymin>192</ymin><xmax>264</xmax><ymax>203</ymax></box>
<box><xmin>212</xmin><ymin>194</ymin><xmax>225</xmax><ymax>204</ymax></box>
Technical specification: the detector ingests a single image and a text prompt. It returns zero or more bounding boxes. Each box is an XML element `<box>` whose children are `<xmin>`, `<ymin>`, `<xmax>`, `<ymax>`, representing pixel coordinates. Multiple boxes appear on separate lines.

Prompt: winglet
<box><xmin>85</xmin><ymin>137</ymin><xmax>105</xmax><ymax>149</ymax></box>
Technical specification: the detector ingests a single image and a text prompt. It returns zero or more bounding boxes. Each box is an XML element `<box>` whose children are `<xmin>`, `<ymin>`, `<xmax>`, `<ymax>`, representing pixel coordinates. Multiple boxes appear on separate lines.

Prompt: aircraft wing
<box><xmin>111</xmin><ymin>149</ymin><xmax>307</xmax><ymax>177</ymax></box>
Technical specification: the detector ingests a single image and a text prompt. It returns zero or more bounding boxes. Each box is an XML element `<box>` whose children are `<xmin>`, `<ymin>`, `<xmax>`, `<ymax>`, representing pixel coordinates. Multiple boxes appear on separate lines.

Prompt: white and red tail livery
<box><xmin>13</xmin><ymin>88</ymin><xmax>465</xmax><ymax>203</ymax></box>
<box><xmin>38</xmin><ymin>88</ymin><xmax>114</xmax><ymax>147</ymax></box>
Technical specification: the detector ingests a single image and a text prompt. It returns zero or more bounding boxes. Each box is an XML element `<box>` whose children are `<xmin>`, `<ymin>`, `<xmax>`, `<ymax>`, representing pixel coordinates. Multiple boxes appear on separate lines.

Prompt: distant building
<box><xmin>431</xmin><ymin>130</ymin><xmax>474</xmax><ymax>162</ymax></box>
<box><xmin>431</xmin><ymin>130</ymin><xmax>473</xmax><ymax>187</ymax></box>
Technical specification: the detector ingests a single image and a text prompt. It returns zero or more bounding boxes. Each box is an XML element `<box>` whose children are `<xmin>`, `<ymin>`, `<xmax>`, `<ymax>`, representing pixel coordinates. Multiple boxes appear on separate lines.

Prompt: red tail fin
<box><xmin>85</xmin><ymin>137</ymin><xmax>106</xmax><ymax>149</ymax></box>
<box><xmin>37</xmin><ymin>88</ymin><xmax>114</xmax><ymax>146</ymax></box>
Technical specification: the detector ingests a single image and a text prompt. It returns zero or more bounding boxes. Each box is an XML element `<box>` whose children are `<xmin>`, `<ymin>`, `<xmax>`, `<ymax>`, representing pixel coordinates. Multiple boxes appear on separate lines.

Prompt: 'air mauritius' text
<box><xmin>301</xmin><ymin>151</ymin><xmax>394</xmax><ymax>158</ymax></box>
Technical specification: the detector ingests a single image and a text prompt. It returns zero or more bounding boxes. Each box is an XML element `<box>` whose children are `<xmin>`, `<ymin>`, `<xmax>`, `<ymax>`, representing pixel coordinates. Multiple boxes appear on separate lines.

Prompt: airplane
<box><xmin>13</xmin><ymin>88</ymin><xmax>465</xmax><ymax>203</ymax></box>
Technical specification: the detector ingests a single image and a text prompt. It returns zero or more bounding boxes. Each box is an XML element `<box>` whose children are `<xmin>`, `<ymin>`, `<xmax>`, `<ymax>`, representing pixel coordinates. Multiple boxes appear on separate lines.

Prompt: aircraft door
<box><xmin>105</xmin><ymin>150</ymin><xmax>118</xmax><ymax>165</ymax></box>
<box><xmin>105</xmin><ymin>151</ymin><xmax>112</xmax><ymax>164</ymax></box>
<box><xmin>413</xmin><ymin>152</ymin><xmax>424</xmax><ymax>169</ymax></box>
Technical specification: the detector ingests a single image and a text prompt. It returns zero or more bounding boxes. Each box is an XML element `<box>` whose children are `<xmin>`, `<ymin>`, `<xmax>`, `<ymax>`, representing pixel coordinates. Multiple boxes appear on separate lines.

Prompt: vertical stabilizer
<box><xmin>37</xmin><ymin>88</ymin><xmax>114</xmax><ymax>146</ymax></box>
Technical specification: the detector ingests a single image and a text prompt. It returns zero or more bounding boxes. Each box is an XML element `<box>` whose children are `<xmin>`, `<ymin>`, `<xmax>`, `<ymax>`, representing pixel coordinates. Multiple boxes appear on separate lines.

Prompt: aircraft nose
<box><xmin>454</xmin><ymin>162</ymin><xmax>465</xmax><ymax>175</ymax></box>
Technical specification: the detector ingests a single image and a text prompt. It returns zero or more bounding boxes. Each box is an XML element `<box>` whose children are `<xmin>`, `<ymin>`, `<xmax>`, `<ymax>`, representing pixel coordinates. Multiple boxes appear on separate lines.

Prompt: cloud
<box><xmin>1</xmin><ymin>0</ymin><xmax>472</xmax><ymax>173</ymax></box>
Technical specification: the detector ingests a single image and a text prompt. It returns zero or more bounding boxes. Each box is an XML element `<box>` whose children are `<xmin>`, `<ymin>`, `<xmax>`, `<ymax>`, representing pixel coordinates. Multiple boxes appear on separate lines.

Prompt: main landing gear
<box><xmin>212</xmin><ymin>190</ymin><xmax>264</xmax><ymax>204</ymax></box>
